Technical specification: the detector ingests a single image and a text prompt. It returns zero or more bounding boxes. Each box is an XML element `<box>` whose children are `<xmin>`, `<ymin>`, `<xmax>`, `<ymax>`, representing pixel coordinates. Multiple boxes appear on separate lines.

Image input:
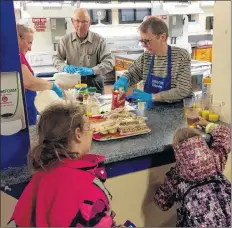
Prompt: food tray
<box><xmin>90</xmin><ymin>116</ymin><xmax>151</xmax><ymax>141</ymax></box>
<box><xmin>92</xmin><ymin>128</ymin><xmax>151</xmax><ymax>141</ymax></box>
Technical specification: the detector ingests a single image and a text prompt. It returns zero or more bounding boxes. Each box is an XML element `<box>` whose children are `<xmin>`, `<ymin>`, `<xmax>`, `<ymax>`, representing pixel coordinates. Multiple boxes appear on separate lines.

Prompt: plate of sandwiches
<box><xmin>90</xmin><ymin>107</ymin><xmax>151</xmax><ymax>141</ymax></box>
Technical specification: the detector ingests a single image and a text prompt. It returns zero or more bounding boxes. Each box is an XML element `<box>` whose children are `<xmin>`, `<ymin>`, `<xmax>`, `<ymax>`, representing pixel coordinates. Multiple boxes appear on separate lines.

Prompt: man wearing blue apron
<box><xmin>114</xmin><ymin>17</ymin><xmax>192</xmax><ymax>104</ymax></box>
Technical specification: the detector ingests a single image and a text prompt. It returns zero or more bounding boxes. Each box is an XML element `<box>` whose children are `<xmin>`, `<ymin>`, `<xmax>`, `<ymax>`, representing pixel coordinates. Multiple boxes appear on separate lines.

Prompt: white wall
<box><xmin>18</xmin><ymin>4</ymin><xmax>214</xmax><ymax>53</ymax></box>
<box><xmin>14</xmin><ymin>9</ymin><xmax>21</xmax><ymax>23</ymax></box>
<box><xmin>188</xmin><ymin>7</ymin><xmax>214</xmax><ymax>35</ymax></box>
<box><xmin>211</xmin><ymin>1</ymin><xmax>231</xmax><ymax>124</ymax></box>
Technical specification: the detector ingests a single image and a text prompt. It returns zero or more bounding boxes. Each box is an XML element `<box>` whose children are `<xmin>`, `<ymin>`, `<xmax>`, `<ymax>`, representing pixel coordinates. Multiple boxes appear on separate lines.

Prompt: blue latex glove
<box><xmin>52</xmin><ymin>83</ymin><xmax>63</xmax><ymax>98</ymax></box>
<box><xmin>63</xmin><ymin>65</ymin><xmax>77</xmax><ymax>74</ymax></box>
<box><xmin>76</xmin><ymin>67</ymin><xmax>94</xmax><ymax>76</ymax></box>
<box><xmin>114</xmin><ymin>76</ymin><xmax>129</xmax><ymax>92</ymax></box>
<box><xmin>129</xmin><ymin>88</ymin><xmax>152</xmax><ymax>102</ymax></box>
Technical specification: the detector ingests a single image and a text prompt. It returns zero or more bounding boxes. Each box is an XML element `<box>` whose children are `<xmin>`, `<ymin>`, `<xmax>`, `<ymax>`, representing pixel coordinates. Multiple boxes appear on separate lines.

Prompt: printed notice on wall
<box><xmin>0</xmin><ymin>72</ymin><xmax>26</xmax><ymax>136</ymax></box>
<box><xmin>32</xmin><ymin>18</ymin><xmax>47</xmax><ymax>32</ymax></box>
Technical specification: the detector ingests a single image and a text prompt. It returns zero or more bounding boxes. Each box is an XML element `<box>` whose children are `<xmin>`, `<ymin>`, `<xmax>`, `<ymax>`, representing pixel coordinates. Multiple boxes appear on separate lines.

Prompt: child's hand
<box><xmin>194</xmin><ymin>116</ymin><xmax>209</xmax><ymax>127</ymax></box>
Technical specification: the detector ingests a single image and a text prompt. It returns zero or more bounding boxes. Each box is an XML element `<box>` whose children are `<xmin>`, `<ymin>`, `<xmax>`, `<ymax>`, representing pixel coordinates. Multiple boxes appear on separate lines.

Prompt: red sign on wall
<box><xmin>32</xmin><ymin>18</ymin><xmax>47</xmax><ymax>32</ymax></box>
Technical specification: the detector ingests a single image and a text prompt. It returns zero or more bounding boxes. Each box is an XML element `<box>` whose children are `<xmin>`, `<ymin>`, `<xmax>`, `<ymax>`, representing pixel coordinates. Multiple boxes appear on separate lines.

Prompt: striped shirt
<box><xmin>124</xmin><ymin>46</ymin><xmax>192</xmax><ymax>102</ymax></box>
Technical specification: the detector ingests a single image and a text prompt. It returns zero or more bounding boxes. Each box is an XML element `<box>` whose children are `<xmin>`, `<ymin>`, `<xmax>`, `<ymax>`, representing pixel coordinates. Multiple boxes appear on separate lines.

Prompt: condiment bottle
<box><xmin>86</xmin><ymin>87</ymin><xmax>100</xmax><ymax>117</ymax></box>
<box><xmin>111</xmin><ymin>87</ymin><xmax>126</xmax><ymax>110</ymax></box>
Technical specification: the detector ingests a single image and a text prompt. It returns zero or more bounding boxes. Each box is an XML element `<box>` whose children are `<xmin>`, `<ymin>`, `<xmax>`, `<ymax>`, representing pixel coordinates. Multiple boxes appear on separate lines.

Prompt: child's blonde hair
<box><xmin>173</xmin><ymin>127</ymin><xmax>201</xmax><ymax>147</ymax></box>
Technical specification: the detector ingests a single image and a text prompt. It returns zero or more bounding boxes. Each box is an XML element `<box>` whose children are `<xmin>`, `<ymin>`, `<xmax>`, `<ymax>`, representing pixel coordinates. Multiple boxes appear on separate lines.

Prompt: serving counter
<box><xmin>1</xmin><ymin>102</ymin><xmax>210</xmax><ymax>226</ymax></box>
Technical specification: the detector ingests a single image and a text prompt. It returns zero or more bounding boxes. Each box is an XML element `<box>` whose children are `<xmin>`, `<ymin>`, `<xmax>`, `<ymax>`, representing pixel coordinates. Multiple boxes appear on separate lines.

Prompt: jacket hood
<box><xmin>174</xmin><ymin>136</ymin><xmax>217</xmax><ymax>182</ymax></box>
<box><xmin>58</xmin><ymin>154</ymin><xmax>105</xmax><ymax>169</ymax></box>
<box><xmin>53</xmin><ymin>154</ymin><xmax>106</xmax><ymax>180</ymax></box>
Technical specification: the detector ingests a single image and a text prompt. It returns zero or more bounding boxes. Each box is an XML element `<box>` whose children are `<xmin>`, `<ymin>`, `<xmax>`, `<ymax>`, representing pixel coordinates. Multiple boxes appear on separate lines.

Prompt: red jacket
<box><xmin>9</xmin><ymin>154</ymin><xmax>115</xmax><ymax>227</ymax></box>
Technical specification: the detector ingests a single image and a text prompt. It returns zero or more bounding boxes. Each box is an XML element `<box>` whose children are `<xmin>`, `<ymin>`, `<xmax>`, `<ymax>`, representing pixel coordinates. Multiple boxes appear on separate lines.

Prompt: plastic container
<box><xmin>75</xmin><ymin>83</ymin><xmax>88</xmax><ymax>103</ymax></box>
<box><xmin>137</xmin><ymin>81</ymin><xmax>146</xmax><ymax>111</ymax></box>
<box><xmin>54</xmin><ymin>72</ymin><xmax>81</xmax><ymax>89</ymax></box>
<box><xmin>193</xmin><ymin>47</ymin><xmax>212</xmax><ymax>62</ymax></box>
<box><xmin>86</xmin><ymin>87</ymin><xmax>100</xmax><ymax>117</ymax></box>
<box><xmin>202</xmin><ymin>109</ymin><xmax>210</xmax><ymax>120</ymax></box>
<box><xmin>111</xmin><ymin>87</ymin><xmax>126</xmax><ymax>110</ymax></box>
<box><xmin>183</xmin><ymin>97</ymin><xmax>195</xmax><ymax>117</ymax></box>
<box><xmin>186</xmin><ymin>108</ymin><xmax>199</xmax><ymax>128</ymax></box>
<box><xmin>34</xmin><ymin>90</ymin><xmax>63</xmax><ymax>113</ymax></box>
<box><xmin>209</xmin><ymin>103</ymin><xmax>221</xmax><ymax>122</ymax></box>
<box><xmin>202</xmin><ymin>76</ymin><xmax>212</xmax><ymax>97</ymax></box>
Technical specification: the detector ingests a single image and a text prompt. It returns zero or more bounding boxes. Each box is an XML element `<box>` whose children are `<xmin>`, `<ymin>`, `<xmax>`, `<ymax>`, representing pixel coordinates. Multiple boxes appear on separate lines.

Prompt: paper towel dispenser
<box><xmin>206</xmin><ymin>16</ymin><xmax>214</xmax><ymax>30</ymax></box>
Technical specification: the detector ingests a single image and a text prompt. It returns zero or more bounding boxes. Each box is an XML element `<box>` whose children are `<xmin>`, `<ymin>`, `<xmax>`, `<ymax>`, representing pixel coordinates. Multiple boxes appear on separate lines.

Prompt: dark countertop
<box><xmin>1</xmin><ymin>102</ymin><xmax>208</xmax><ymax>187</ymax></box>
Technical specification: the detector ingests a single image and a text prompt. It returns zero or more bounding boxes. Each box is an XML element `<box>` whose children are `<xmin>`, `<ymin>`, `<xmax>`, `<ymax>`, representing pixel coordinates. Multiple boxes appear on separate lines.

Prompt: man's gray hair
<box><xmin>139</xmin><ymin>17</ymin><xmax>169</xmax><ymax>38</ymax></box>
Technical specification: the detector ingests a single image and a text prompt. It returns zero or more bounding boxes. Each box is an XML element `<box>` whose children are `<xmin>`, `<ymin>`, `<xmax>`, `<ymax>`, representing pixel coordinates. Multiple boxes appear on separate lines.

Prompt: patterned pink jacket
<box><xmin>154</xmin><ymin>124</ymin><xmax>231</xmax><ymax>227</ymax></box>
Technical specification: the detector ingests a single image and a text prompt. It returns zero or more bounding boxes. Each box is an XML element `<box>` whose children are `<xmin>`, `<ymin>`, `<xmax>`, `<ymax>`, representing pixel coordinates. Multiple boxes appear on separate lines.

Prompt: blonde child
<box><xmin>154</xmin><ymin>118</ymin><xmax>231</xmax><ymax>227</ymax></box>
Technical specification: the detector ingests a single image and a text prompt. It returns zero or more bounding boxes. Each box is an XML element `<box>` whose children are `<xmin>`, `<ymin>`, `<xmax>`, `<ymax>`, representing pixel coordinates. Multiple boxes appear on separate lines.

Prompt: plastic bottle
<box><xmin>111</xmin><ymin>87</ymin><xmax>126</xmax><ymax>110</ymax></box>
<box><xmin>136</xmin><ymin>80</ymin><xmax>146</xmax><ymax>111</ymax></box>
<box><xmin>202</xmin><ymin>76</ymin><xmax>211</xmax><ymax>97</ymax></box>
<box><xmin>202</xmin><ymin>76</ymin><xmax>212</xmax><ymax>108</ymax></box>
<box><xmin>75</xmin><ymin>83</ymin><xmax>88</xmax><ymax>103</ymax></box>
<box><xmin>86</xmin><ymin>87</ymin><xmax>100</xmax><ymax>117</ymax></box>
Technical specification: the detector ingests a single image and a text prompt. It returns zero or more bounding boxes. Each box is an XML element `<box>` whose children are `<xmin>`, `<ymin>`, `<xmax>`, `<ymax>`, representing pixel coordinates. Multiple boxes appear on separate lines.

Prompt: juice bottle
<box><xmin>75</xmin><ymin>83</ymin><xmax>88</xmax><ymax>103</ymax></box>
<box><xmin>86</xmin><ymin>87</ymin><xmax>100</xmax><ymax>117</ymax></box>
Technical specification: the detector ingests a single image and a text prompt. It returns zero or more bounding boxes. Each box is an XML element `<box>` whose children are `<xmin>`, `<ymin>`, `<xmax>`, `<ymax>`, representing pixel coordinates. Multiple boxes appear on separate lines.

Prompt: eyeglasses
<box><xmin>72</xmin><ymin>19</ymin><xmax>89</xmax><ymax>25</ymax></box>
<box><xmin>139</xmin><ymin>39</ymin><xmax>152</xmax><ymax>46</ymax></box>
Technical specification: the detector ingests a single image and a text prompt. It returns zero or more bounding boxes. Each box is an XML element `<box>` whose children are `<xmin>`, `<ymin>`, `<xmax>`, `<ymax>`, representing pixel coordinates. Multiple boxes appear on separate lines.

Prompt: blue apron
<box><xmin>144</xmin><ymin>45</ymin><xmax>172</xmax><ymax>94</ymax></box>
<box><xmin>25</xmin><ymin>70</ymin><xmax>37</xmax><ymax>126</ymax></box>
<box><xmin>25</xmin><ymin>89</ymin><xmax>37</xmax><ymax>126</ymax></box>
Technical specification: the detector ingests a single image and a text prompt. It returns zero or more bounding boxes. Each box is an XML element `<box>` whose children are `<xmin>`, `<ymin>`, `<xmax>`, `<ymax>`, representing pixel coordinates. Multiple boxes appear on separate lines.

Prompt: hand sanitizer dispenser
<box><xmin>1</xmin><ymin>72</ymin><xmax>26</xmax><ymax>135</ymax></box>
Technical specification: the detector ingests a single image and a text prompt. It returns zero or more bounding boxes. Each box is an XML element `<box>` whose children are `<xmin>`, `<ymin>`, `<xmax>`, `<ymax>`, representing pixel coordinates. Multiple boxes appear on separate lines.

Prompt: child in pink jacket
<box><xmin>154</xmin><ymin>118</ymin><xmax>231</xmax><ymax>227</ymax></box>
<box><xmin>8</xmin><ymin>103</ymin><xmax>119</xmax><ymax>227</ymax></box>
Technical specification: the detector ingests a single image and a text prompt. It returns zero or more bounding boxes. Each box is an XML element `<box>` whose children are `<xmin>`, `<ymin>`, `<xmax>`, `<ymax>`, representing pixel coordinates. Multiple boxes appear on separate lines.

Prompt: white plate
<box><xmin>95</xmin><ymin>93</ymin><xmax>101</xmax><ymax>98</ymax></box>
<box><xmin>99</xmin><ymin>94</ymin><xmax>112</xmax><ymax>101</ymax></box>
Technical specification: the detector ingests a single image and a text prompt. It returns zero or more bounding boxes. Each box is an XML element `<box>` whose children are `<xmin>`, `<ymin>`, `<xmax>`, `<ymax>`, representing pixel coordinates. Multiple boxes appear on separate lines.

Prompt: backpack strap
<box><xmin>182</xmin><ymin>179</ymin><xmax>223</xmax><ymax>201</ymax></box>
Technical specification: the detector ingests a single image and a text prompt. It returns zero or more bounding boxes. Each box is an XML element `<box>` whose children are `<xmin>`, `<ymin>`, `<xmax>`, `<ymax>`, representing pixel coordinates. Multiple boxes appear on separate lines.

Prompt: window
<box><xmin>119</xmin><ymin>8</ymin><xmax>151</xmax><ymax>24</ymax></box>
<box><xmin>135</xmin><ymin>9</ymin><xmax>151</xmax><ymax>22</ymax></box>
<box><xmin>88</xmin><ymin>9</ymin><xmax>112</xmax><ymax>25</ymax></box>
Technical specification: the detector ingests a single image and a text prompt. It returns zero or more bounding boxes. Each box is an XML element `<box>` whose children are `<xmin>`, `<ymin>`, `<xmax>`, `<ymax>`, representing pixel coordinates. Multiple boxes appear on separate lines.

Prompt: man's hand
<box><xmin>129</xmin><ymin>88</ymin><xmax>152</xmax><ymax>102</ymax></box>
<box><xmin>76</xmin><ymin>67</ymin><xmax>94</xmax><ymax>76</ymax></box>
<box><xmin>114</xmin><ymin>76</ymin><xmax>129</xmax><ymax>92</ymax></box>
<box><xmin>63</xmin><ymin>65</ymin><xmax>77</xmax><ymax>74</ymax></box>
